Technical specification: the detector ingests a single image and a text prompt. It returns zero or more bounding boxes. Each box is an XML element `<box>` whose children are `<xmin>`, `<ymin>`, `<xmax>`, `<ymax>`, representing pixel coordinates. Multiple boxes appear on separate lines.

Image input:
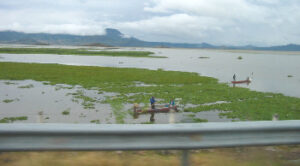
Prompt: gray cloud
<box><xmin>123</xmin><ymin>0</ymin><xmax>300</xmax><ymax>46</ymax></box>
<box><xmin>0</xmin><ymin>0</ymin><xmax>299</xmax><ymax>45</ymax></box>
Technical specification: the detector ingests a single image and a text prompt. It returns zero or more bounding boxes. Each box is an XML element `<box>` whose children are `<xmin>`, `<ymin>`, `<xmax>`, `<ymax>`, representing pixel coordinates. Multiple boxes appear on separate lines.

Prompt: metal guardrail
<box><xmin>0</xmin><ymin>120</ymin><xmax>299</xmax><ymax>151</ymax></box>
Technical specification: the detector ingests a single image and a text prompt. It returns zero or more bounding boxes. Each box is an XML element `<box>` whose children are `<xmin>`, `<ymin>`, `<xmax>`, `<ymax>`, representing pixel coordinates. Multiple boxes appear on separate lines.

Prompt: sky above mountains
<box><xmin>0</xmin><ymin>0</ymin><xmax>299</xmax><ymax>46</ymax></box>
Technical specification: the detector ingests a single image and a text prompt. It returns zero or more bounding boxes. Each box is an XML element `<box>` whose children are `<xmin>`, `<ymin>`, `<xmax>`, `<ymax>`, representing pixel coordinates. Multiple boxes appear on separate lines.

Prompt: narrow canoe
<box><xmin>135</xmin><ymin>106</ymin><xmax>178</xmax><ymax>114</ymax></box>
<box><xmin>231</xmin><ymin>79</ymin><xmax>251</xmax><ymax>84</ymax></box>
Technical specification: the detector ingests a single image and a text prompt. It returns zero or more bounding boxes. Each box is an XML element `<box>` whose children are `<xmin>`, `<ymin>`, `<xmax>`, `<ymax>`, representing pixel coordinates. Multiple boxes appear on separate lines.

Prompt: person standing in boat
<box><xmin>169</xmin><ymin>99</ymin><xmax>175</xmax><ymax>107</ymax></box>
<box><xmin>150</xmin><ymin>96</ymin><xmax>156</xmax><ymax>109</ymax></box>
<box><xmin>150</xmin><ymin>96</ymin><xmax>156</xmax><ymax>122</ymax></box>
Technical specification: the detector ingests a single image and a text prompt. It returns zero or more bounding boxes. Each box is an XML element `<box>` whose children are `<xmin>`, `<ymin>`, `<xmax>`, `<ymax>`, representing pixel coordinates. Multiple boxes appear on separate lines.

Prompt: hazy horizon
<box><xmin>1</xmin><ymin>0</ymin><xmax>300</xmax><ymax>46</ymax></box>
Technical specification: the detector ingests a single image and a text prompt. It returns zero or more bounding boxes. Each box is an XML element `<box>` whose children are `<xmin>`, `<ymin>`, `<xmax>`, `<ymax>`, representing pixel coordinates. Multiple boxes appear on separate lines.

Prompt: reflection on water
<box><xmin>1</xmin><ymin>46</ymin><xmax>299</xmax><ymax>97</ymax></box>
<box><xmin>124</xmin><ymin>110</ymin><xmax>234</xmax><ymax>124</ymax></box>
<box><xmin>0</xmin><ymin>80</ymin><xmax>115</xmax><ymax>124</ymax></box>
<box><xmin>0</xmin><ymin>80</ymin><xmax>234</xmax><ymax>124</ymax></box>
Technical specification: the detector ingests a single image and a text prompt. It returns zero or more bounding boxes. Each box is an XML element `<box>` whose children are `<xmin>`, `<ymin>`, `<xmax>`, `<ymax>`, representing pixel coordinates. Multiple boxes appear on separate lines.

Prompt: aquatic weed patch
<box><xmin>67</xmin><ymin>90</ymin><xmax>97</xmax><ymax>109</ymax></box>
<box><xmin>62</xmin><ymin>108</ymin><xmax>70</xmax><ymax>115</ymax></box>
<box><xmin>0</xmin><ymin>116</ymin><xmax>28</xmax><ymax>123</ymax></box>
<box><xmin>18</xmin><ymin>84</ymin><xmax>34</xmax><ymax>88</ymax></box>
<box><xmin>90</xmin><ymin>120</ymin><xmax>100</xmax><ymax>124</ymax></box>
<box><xmin>2</xmin><ymin>99</ymin><xmax>14</xmax><ymax>103</ymax></box>
<box><xmin>0</xmin><ymin>47</ymin><xmax>164</xmax><ymax>58</ymax></box>
<box><xmin>104</xmin><ymin>97</ymin><xmax>126</xmax><ymax>124</ymax></box>
<box><xmin>198</xmin><ymin>56</ymin><xmax>210</xmax><ymax>59</ymax></box>
<box><xmin>4</xmin><ymin>81</ymin><xmax>16</xmax><ymax>85</ymax></box>
<box><xmin>193</xmin><ymin>118</ymin><xmax>208</xmax><ymax>123</ymax></box>
<box><xmin>1</xmin><ymin>62</ymin><xmax>300</xmax><ymax>121</ymax></box>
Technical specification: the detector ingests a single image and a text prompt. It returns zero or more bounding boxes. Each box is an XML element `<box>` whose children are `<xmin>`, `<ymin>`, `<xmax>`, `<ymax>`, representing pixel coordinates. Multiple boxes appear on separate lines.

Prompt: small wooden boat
<box><xmin>232</xmin><ymin>79</ymin><xmax>251</xmax><ymax>84</ymax></box>
<box><xmin>134</xmin><ymin>106</ymin><xmax>178</xmax><ymax>114</ymax></box>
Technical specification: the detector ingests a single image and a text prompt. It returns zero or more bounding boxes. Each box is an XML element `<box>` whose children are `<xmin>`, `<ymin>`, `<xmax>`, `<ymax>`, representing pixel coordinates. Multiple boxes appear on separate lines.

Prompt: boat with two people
<box><xmin>133</xmin><ymin>103</ymin><xmax>178</xmax><ymax>114</ymax></box>
<box><xmin>231</xmin><ymin>77</ymin><xmax>251</xmax><ymax>84</ymax></box>
<box><xmin>232</xmin><ymin>73</ymin><xmax>252</xmax><ymax>84</ymax></box>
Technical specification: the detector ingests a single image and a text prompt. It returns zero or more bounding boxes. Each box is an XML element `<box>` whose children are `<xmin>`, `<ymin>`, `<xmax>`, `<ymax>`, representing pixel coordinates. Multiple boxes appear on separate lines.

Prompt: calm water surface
<box><xmin>0</xmin><ymin>80</ymin><xmax>233</xmax><ymax>123</ymax></box>
<box><xmin>0</xmin><ymin>46</ymin><xmax>299</xmax><ymax>123</ymax></box>
<box><xmin>1</xmin><ymin>47</ymin><xmax>299</xmax><ymax>97</ymax></box>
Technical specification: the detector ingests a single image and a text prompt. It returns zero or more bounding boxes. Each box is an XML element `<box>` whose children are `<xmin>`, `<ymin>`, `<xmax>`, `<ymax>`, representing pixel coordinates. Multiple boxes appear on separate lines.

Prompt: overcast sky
<box><xmin>0</xmin><ymin>0</ymin><xmax>299</xmax><ymax>46</ymax></box>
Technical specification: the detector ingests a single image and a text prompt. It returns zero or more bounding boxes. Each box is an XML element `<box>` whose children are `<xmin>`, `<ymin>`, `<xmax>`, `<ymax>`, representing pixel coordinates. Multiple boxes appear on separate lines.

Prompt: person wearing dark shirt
<box><xmin>169</xmin><ymin>99</ymin><xmax>175</xmax><ymax>107</ymax></box>
<box><xmin>150</xmin><ymin>96</ymin><xmax>156</xmax><ymax>122</ymax></box>
<box><xmin>150</xmin><ymin>96</ymin><xmax>156</xmax><ymax>109</ymax></box>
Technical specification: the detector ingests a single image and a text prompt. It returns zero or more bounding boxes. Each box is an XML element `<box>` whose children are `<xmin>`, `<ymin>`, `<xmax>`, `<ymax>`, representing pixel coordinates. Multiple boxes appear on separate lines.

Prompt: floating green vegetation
<box><xmin>18</xmin><ymin>84</ymin><xmax>34</xmax><ymax>88</ymax></box>
<box><xmin>67</xmin><ymin>90</ymin><xmax>96</xmax><ymax>109</ymax></box>
<box><xmin>0</xmin><ymin>116</ymin><xmax>28</xmax><ymax>123</ymax></box>
<box><xmin>1</xmin><ymin>62</ymin><xmax>300</xmax><ymax>121</ymax></box>
<box><xmin>62</xmin><ymin>108</ymin><xmax>70</xmax><ymax>115</ymax></box>
<box><xmin>287</xmin><ymin>75</ymin><xmax>293</xmax><ymax>78</ymax></box>
<box><xmin>55</xmin><ymin>85</ymin><xmax>74</xmax><ymax>91</ymax></box>
<box><xmin>4</xmin><ymin>81</ymin><xmax>16</xmax><ymax>85</ymax></box>
<box><xmin>193</xmin><ymin>118</ymin><xmax>208</xmax><ymax>123</ymax></box>
<box><xmin>0</xmin><ymin>47</ymin><xmax>165</xmax><ymax>58</ymax></box>
<box><xmin>198</xmin><ymin>56</ymin><xmax>210</xmax><ymax>59</ymax></box>
<box><xmin>90</xmin><ymin>120</ymin><xmax>100</xmax><ymax>124</ymax></box>
<box><xmin>187</xmin><ymin>114</ymin><xmax>196</xmax><ymax>118</ymax></box>
<box><xmin>105</xmin><ymin>98</ymin><xmax>126</xmax><ymax>124</ymax></box>
<box><xmin>42</xmin><ymin>82</ymin><xmax>51</xmax><ymax>85</ymax></box>
<box><xmin>237</xmin><ymin>56</ymin><xmax>243</xmax><ymax>60</ymax></box>
<box><xmin>141</xmin><ymin>121</ymin><xmax>154</xmax><ymax>124</ymax></box>
<box><xmin>82</xmin><ymin>102</ymin><xmax>95</xmax><ymax>109</ymax></box>
<box><xmin>2</xmin><ymin>99</ymin><xmax>14</xmax><ymax>103</ymax></box>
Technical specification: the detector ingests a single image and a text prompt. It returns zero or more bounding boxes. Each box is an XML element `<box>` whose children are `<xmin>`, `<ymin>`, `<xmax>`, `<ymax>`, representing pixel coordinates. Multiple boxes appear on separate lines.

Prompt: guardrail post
<box><xmin>181</xmin><ymin>150</ymin><xmax>190</xmax><ymax>166</ymax></box>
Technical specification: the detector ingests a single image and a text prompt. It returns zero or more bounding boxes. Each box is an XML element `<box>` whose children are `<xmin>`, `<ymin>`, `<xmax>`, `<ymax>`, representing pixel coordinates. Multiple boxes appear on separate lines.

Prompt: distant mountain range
<box><xmin>1</xmin><ymin>28</ymin><xmax>300</xmax><ymax>51</ymax></box>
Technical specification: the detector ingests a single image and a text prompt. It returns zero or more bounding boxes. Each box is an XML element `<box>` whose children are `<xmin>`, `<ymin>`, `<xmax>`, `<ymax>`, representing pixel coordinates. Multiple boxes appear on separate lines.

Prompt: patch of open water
<box><xmin>124</xmin><ymin>110</ymin><xmax>235</xmax><ymax>124</ymax></box>
<box><xmin>0</xmin><ymin>80</ymin><xmax>115</xmax><ymax>124</ymax></box>
<box><xmin>0</xmin><ymin>80</ymin><xmax>233</xmax><ymax>124</ymax></box>
<box><xmin>1</xmin><ymin>46</ymin><xmax>299</xmax><ymax>97</ymax></box>
<box><xmin>1</xmin><ymin>46</ymin><xmax>298</xmax><ymax>123</ymax></box>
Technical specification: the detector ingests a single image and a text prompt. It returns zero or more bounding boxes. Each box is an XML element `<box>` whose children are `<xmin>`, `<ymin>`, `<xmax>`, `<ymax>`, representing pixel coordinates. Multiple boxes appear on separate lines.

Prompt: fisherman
<box><xmin>169</xmin><ymin>99</ymin><xmax>175</xmax><ymax>107</ymax></box>
<box><xmin>150</xmin><ymin>96</ymin><xmax>156</xmax><ymax>109</ymax></box>
<box><xmin>233</xmin><ymin>74</ymin><xmax>236</xmax><ymax>81</ymax></box>
<box><xmin>150</xmin><ymin>97</ymin><xmax>156</xmax><ymax>122</ymax></box>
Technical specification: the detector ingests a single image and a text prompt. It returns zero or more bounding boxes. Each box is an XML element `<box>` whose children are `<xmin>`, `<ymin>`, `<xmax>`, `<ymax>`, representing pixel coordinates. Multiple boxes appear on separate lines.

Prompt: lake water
<box><xmin>1</xmin><ymin>46</ymin><xmax>299</xmax><ymax>97</ymax></box>
<box><xmin>0</xmin><ymin>80</ymin><xmax>235</xmax><ymax>123</ymax></box>
<box><xmin>0</xmin><ymin>46</ymin><xmax>299</xmax><ymax>124</ymax></box>
<box><xmin>0</xmin><ymin>80</ymin><xmax>115</xmax><ymax>123</ymax></box>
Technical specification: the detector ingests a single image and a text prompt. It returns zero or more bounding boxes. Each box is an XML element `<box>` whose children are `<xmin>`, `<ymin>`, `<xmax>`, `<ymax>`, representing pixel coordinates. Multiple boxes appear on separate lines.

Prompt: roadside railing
<box><xmin>0</xmin><ymin>120</ymin><xmax>299</xmax><ymax>166</ymax></box>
